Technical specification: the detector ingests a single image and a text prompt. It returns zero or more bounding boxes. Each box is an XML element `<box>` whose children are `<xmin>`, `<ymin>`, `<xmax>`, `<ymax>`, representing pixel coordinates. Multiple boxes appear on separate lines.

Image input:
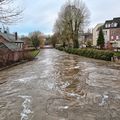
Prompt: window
<box><xmin>105</xmin><ymin>24</ymin><xmax>108</xmax><ymax>28</ymax></box>
<box><xmin>116</xmin><ymin>36</ymin><xmax>119</xmax><ymax>40</ymax></box>
<box><xmin>18</xmin><ymin>43</ymin><xmax>20</xmax><ymax>48</ymax></box>
<box><xmin>111</xmin><ymin>36</ymin><xmax>114</xmax><ymax>40</ymax></box>
<box><xmin>21</xmin><ymin>43</ymin><xmax>23</xmax><ymax>48</ymax></box>
<box><xmin>114</xmin><ymin>23</ymin><xmax>118</xmax><ymax>27</ymax></box>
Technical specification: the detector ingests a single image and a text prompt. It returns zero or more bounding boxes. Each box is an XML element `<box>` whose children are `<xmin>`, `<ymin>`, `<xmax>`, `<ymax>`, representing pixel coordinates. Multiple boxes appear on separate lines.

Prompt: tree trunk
<box><xmin>73</xmin><ymin>32</ymin><xmax>79</xmax><ymax>48</ymax></box>
<box><xmin>63</xmin><ymin>41</ymin><xmax>66</xmax><ymax>48</ymax></box>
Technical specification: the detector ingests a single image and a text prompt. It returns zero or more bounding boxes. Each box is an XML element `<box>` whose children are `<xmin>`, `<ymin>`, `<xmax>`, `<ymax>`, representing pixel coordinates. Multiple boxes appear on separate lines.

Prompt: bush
<box><xmin>114</xmin><ymin>52</ymin><xmax>120</xmax><ymax>57</ymax></box>
<box><xmin>56</xmin><ymin>47</ymin><xmax>114</xmax><ymax>61</ymax></box>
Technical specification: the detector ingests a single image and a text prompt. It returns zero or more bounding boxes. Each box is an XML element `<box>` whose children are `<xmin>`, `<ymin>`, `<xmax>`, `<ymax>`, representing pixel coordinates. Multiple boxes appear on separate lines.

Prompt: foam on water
<box><xmin>18</xmin><ymin>76</ymin><xmax>37</xmax><ymax>83</ymax></box>
<box><xmin>18</xmin><ymin>95</ymin><xmax>33</xmax><ymax>120</ymax></box>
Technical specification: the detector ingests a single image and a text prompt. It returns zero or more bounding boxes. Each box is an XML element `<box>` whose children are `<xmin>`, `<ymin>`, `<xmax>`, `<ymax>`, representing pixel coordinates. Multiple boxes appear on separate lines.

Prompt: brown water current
<box><xmin>0</xmin><ymin>49</ymin><xmax>120</xmax><ymax>120</ymax></box>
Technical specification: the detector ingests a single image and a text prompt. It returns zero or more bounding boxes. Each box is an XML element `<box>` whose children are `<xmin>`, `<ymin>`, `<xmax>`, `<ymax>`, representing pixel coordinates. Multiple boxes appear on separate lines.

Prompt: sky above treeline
<box><xmin>6</xmin><ymin>0</ymin><xmax>120</xmax><ymax>36</ymax></box>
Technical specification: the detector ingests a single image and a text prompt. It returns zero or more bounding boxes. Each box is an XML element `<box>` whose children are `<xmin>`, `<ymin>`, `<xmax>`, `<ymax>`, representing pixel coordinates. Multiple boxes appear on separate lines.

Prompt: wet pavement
<box><xmin>0</xmin><ymin>49</ymin><xmax>120</xmax><ymax>120</ymax></box>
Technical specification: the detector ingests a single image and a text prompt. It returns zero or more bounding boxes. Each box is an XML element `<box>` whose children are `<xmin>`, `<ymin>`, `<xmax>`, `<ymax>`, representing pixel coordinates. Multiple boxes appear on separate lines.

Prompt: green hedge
<box><xmin>56</xmin><ymin>47</ymin><xmax>114</xmax><ymax>61</ymax></box>
<box><xmin>114</xmin><ymin>52</ymin><xmax>120</xmax><ymax>57</ymax></box>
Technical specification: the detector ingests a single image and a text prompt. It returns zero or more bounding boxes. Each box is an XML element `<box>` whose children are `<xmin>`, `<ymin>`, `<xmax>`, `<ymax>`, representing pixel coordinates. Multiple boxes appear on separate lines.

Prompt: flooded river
<box><xmin>0</xmin><ymin>49</ymin><xmax>120</xmax><ymax>120</ymax></box>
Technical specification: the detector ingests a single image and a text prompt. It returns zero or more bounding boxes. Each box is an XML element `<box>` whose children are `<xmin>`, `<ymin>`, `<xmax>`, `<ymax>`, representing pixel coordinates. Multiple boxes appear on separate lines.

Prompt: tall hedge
<box><xmin>56</xmin><ymin>47</ymin><xmax>114</xmax><ymax>61</ymax></box>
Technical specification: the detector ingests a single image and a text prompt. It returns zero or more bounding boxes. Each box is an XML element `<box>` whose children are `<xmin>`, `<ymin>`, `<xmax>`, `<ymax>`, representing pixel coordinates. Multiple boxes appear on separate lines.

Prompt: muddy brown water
<box><xmin>0</xmin><ymin>49</ymin><xmax>120</xmax><ymax>120</ymax></box>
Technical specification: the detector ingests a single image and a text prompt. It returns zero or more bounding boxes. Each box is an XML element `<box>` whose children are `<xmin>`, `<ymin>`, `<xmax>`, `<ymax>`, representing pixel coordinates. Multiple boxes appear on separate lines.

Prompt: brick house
<box><xmin>103</xmin><ymin>17</ymin><xmax>120</xmax><ymax>49</ymax></box>
<box><xmin>0</xmin><ymin>31</ymin><xmax>24</xmax><ymax>65</ymax></box>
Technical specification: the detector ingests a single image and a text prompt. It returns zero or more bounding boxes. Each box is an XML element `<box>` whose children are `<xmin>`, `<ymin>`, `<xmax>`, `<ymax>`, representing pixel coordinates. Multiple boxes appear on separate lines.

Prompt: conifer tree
<box><xmin>97</xmin><ymin>28</ymin><xmax>105</xmax><ymax>49</ymax></box>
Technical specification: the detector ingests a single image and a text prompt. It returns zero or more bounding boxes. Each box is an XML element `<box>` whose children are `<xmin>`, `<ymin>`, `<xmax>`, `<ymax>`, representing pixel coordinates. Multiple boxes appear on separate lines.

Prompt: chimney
<box><xmin>15</xmin><ymin>32</ymin><xmax>18</xmax><ymax>40</ymax></box>
<box><xmin>4</xmin><ymin>31</ymin><xmax>7</xmax><ymax>34</ymax></box>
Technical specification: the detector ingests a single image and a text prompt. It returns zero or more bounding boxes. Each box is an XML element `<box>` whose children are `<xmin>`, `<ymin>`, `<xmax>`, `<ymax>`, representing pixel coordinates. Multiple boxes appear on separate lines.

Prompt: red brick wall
<box><xmin>110</xmin><ymin>28</ymin><xmax>120</xmax><ymax>41</ymax></box>
<box><xmin>0</xmin><ymin>49</ymin><xmax>24</xmax><ymax>66</ymax></box>
<box><xmin>0</xmin><ymin>48</ymin><xmax>13</xmax><ymax>66</ymax></box>
<box><xmin>13</xmin><ymin>51</ymin><xmax>23</xmax><ymax>61</ymax></box>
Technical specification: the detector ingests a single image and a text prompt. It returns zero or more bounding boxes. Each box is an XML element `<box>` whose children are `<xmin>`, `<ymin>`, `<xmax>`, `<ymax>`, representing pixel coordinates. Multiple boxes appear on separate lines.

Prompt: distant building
<box><xmin>79</xmin><ymin>32</ymin><xmax>93</xmax><ymax>48</ymax></box>
<box><xmin>21</xmin><ymin>37</ymin><xmax>32</xmax><ymax>50</ymax></box>
<box><xmin>83</xmin><ymin>33</ymin><xmax>93</xmax><ymax>43</ymax></box>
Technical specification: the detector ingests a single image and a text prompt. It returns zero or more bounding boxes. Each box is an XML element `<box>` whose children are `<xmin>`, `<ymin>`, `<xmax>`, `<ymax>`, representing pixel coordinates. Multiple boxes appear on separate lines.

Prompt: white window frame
<box><xmin>111</xmin><ymin>36</ymin><xmax>114</xmax><ymax>40</ymax></box>
<box><xmin>116</xmin><ymin>36</ymin><xmax>119</xmax><ymax>40</ymax></box>
<box><xmin>114</xmin><ymin>23</ymin><xmax>118</xmax><ymax>27</ymax></box>
<box><xmin>105</xmin><ymin>24</ymin><xmax>108</xmax><ymax>28</ymax></box>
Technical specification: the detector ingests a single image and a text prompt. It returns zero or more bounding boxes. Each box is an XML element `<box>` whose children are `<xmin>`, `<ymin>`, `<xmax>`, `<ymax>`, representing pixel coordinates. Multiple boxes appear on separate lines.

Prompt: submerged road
<box><xmin>0</xmin><ymin>49</ymin><xmax>120</xmax><ymax>120</ymax></box>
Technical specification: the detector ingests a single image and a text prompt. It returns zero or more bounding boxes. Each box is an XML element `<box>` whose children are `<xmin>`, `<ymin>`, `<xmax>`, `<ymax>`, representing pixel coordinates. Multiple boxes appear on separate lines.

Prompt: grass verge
<box><xmin>30</xmin><ymin>49</ymin><xmax>40</xmax><ymax>58</ymax></box>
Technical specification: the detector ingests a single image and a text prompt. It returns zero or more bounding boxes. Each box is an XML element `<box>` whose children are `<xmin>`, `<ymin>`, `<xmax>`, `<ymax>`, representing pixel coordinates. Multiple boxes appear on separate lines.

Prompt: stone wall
<box><xmin>111</xmin><ymin>56</ymin><xmax>120</xmax><ymax>63</ymax></box>
<box><xmin>0</xmin><ymin>50</ymin><xmax>24</xmax><ymax>67</ymax></box>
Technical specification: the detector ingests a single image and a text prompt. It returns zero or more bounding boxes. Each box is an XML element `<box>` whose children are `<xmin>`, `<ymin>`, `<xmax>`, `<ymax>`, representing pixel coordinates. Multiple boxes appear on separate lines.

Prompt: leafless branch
<box><xmin>0</xmin><ymin>0</ymin><xmax>23</xmax><ymax>24</ymax></box>
<box><xmin>53</xmin><ymin>0</ymin><xmax>90</xmax><ymax>48</ymax></box>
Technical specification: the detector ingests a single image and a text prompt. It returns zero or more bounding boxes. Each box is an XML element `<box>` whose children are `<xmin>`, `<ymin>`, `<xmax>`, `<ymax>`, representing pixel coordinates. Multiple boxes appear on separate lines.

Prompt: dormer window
<box><xmin>111</xmin><ymin>23</ymin><xmax>114</xmax><ymax>27</ymax></box>
<box><xmin>105</xmin><ymin>24</ymin><xmax>108</xmax><ymax>28</ymax></box>
<box><xmin>114</xmin><ymin>23</ymin><xmax>118</xmax><ymax>27</ymax></box>
<box><xmin>105</xmin><ymin>24</ymin><xmax>110</xmax><ymax>28</ymax></box>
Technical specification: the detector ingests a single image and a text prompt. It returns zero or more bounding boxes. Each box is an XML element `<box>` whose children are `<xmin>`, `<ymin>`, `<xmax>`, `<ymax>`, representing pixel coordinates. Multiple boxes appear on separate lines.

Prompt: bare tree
<box><xmin>29</xmin><ymin>31</ymin><xmax>46</xmax><ymax>48</ymax></box>
<box><xmin>54</xmin><ymin>19</ymin><xmax>68</xmax><ymax>47</ymax></box>
<box><xmin>54</xmin><ymin>0</ymin><xmax>90</xmax><ymax>48</ymax></box>
<box><xmin>0</xmin><ymin>0</ymin><xmax>23</xmax><ymax>24</ymax></box>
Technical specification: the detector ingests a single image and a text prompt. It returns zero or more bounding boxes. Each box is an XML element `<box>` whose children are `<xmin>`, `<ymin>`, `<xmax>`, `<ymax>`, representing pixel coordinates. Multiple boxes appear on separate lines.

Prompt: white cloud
<box><xmin>8</xmin><ymin>0</ymin><xmax>120</xmax><ymax>35</ymax></box>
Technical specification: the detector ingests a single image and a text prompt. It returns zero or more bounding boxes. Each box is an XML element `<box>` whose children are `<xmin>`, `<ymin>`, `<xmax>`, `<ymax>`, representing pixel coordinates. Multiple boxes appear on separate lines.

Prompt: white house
<box><xmin>93</xmin><ymin>23</ymin><xmax>103</xmax><ymax>47</ymax></box>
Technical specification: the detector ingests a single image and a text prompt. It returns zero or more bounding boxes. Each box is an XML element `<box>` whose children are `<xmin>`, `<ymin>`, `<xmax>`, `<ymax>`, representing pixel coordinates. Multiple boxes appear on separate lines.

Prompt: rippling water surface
<box><xmin>0</xmin><ymin>49</ymin><xmax>120</xmax><ymax>120</ymax></box>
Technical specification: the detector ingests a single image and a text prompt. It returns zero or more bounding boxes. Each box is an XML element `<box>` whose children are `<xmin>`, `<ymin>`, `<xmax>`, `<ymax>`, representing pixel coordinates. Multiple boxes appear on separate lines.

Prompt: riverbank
<box><xmin>0</xmin><ymin>49</ymin><xmax>40</xmax><ymax>71</ymax></box>
<box><xmin>0</xmin><ymin>60</ymin><xmax>28</xmax><ymax>71</ymax></box>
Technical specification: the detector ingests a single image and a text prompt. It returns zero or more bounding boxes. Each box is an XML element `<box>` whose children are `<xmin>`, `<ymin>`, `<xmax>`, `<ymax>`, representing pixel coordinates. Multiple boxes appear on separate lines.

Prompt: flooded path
<box><xmin>0</xmin><ymin>49</ymin><xmax>120</xmax><ymax>120</ymax></box>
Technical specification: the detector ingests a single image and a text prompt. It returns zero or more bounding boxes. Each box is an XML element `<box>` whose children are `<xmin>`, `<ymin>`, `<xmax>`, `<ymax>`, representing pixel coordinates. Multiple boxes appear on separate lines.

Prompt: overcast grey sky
<box><xmin>7</xmin><ymin>0</ymin><xmax>120</xmax><ymax>35</ymax></box>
